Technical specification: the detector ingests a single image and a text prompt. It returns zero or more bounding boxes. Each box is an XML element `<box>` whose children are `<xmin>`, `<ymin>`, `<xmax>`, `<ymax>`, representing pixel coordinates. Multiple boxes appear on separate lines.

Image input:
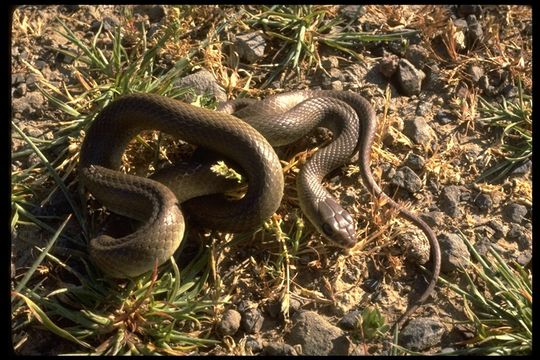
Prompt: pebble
<box><xmin>466</xmin><ymin>15</ymin><xmax>484</xmax><ymax>46</ymax></box>
<box><xmin>435</xmin><ymin>110</ymin><xmax>455</xmax><ymax>125</ymax></box>
<box><xmin>507</xmin><ymin>223</ymin><xmax>531</xmax><ymax>251</ymax></box>
<box><xmin>438</xmin><ymin>185</ymin><xmax>462</xmax><ymax>218</ymax></box>
<box><xmin>404</xmin><ymin>153</ymin><xmax>425</xmax><ymax>171</ymax></box>
<box><xmin>404</xmin><ymin>44</ymin><xmax>430</xmax><ymax>70</ymax></box>
<box><xmin>403</xmin><ymin>116</ymin><xmax>435</xmax><ymax>145</ymax></box>
<box><xmin>337</xmin><ymin>310</ymin><xmax>362</xmax><ymax>330</ymax></box>
<box><xmin>390</xmin><ymin>166</ymin><xmax>423</xmax><ymax>194</ymax></box>
<box><xmin>133</xmin><ymin>5</ymin><xmax>166</xmax><ymax>23</ymax></box>
<box><xmin>174</xmin><ymin>69</ymin><xmax>227</xmax><ymax>102</ymax></box>
<box><xmin>398</xmin><ymin>230</ymin><xmax>430</xmax><ymax>265</ymax></box>
<box><xmin>240</xmin><ymin>307</ymin><xmax>264</xmax><ymax>334</ymax></box>
<box><xmin>261</xmin><ymin>342</ymin><xmax>298</xmax><ymax>356</ymax></box>
<box><xmin>467</xmin><ymin>64</ymin><xmax>484</xmax><ymax>83</ymax></box>
<box><xmin>419</xmin><ymin>211</ymin><xmax>446</xmax><ymax>228</ymax></box>
<box><xmin>234</xmin><ymin>32</ymin><xmax>266</xmax><ymax>64</ymax></box>
<box><xmin>439</xmin><ymin>232</ymin><xmax>471</xmax><ymax>273</ymax></box>
<box><xmin>216</xmin><ymin>309</ymin><xmax>241</xmax><ymax>336</ymax></box>
<box><xmin>399</xmin><ymin>317</ymin><xmax>445</xmax><ymax>351</ymax></box>
<box><xmin>502</xmin><ymin>203</ymin><xmax>528</xmax><ymax>224</ymax></box>
<box><xmin>396</xmin><ymin>59</ymin><xmax>425</xmax><ymax>96</ymax></box>
<box><xmin>379</xmin><ymin>53</ymin><xmax>399</xmax><ymax>78</ymax></box>
<box><xmin>474</xmin><ymin>192</ymin><xmax>493</xmax><ymax>211</ymax></box>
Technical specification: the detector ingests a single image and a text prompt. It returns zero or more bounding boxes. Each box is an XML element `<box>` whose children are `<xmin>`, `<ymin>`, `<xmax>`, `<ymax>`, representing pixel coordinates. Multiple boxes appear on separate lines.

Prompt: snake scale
<box><xmin>79</xmin><ymin>90</ymin><xmax>440</xmax><ymax>328</ymax></box>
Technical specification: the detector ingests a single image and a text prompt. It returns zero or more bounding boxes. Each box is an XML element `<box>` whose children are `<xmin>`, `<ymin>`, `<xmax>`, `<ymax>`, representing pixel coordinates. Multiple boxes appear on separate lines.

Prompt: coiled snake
<box><xmin>79</xmin><ymin>90</ymin><xmax>440</xmax><ymax>328</ymax></box>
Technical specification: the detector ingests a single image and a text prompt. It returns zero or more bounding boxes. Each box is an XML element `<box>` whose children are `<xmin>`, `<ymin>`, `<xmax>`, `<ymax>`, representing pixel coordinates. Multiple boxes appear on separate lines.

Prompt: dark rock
<box><xmin>487</xmin><ymin>220</ymin><xmax>505</xmax><ymax>239</ymax></box>
<box><xmin>516</xmin><ymin>250</ymin><xmax>532</xmax><ymax>267</ymax></box>
<box><xmin>420</xmin><ymin>211</ymin><xmax>446</xmax><ymax>228</ymax></box>
<box><xmin>216</xmin><ymin>309</ymin><xmax>241</xmax><ymax>336</ymax></box>
<box><xmin>452</xmin><ymin>18</ymin><xmax>468</xmax><ymax>31</ymax></box>
<box><xmin>416</xmin><ymin>101</ymin><xmax>431</xmax><ymax>116</ymax></box>
<box><xmin>339</xmin><ymin>5</ymin><xmax>365</xmax><ymax>19</ymax></box>
<box><xmin>337</xmin><ymin>310</ymin><xmax>362</xmax><ymax>330</ymax></box>
<box><xmin>439</xmin><ymin>232</ymin><xmax>471</xmax><ymax>273</ymax></box>
<box><xmin>397</xmin><ymin>59</ymin><xmax>425</xmax><ymax>96</ymax></box>
<box><xmin>403</xmin><ymin>117</ymin><xmax>435</xmax><ymax>145</ymax></box>
<box><xmin>286</xmin><ymin>311</ymin><xmax>353</xmax><ymax>355</ymax></box>
<box><xmin>502</xmin><ymin>203</ymin><xmax>528</xmax><ymax>224</ymax></box>
<box><xmin>245</xmin><ymin>336</ymin><xmax>263</xmax><ymax>353</ymax></box>
<box><xmin>61</xmin><ymin>5</ymin><xmax>80</xmax><ymax>12</ymax></box>
<box><xmin>90</xmin><ymin>16</ymin><xmax>120</xmax><ymax>33</ymax></box>
<box><xmin>12</xmin><ymin>73</ymin><xmax>25</xmax><ymax>85</ymax></box>
<box><xmin>502</xmin><ymin>84</ymin><xmax>518</xmax><ymax>98</ymax></box>
<box><xmin>379</xmin><ymin>53</ymin><xmax>399</xmax><ymax>78</ymax></box>
<box><xmin>390</xmin><ymin>166</ymin><xmax>423</xmax><ymax>194</ymax></box>
<box><xmin>133</xmin><ymin>5</ymin><xmax>166</xmax><ymax>23</ymax></box>
<box><xmin>457</xmin><ymin>5</ymin><xmax>482</xmax><ymax>17</ymax></box>
<box><xmin>321</xmin><ymin>56</ymin><xmax>339</xmax><ymax>69</ymax></box>
<box><xmin>466</xmin><ymin>15</ymin><xmax>483</xmax><ymax>46</ymax></box>
<box><xmin>474</xmin><ymin>192</ymin><xmax>493</xmax><ymax>211</ymax></box>
<box><xmin>12</xmin><ymin>92</ymin><xmax>45</xmax><ymax>117</ymax></box>
<box><xmin>404</xmin><ymin>153</ymin><xmax>425</xmax><ymax>171</ymax></box>
<box><xmin>34</xmin><ymin>60</ymin><xmax>47</xmax><ymax>70</ymax></box>
<box><xmin>398</xmin><ymin>231</ymin><xmax>430</xmax><ymax>265</ymax></box>
<box><xmin>435</xmin><ymin>110</ymin><xmax>455</xmax><ymax>125</ymax></box>
<box><xmin>13</xmin><ymin>83</ymin><xmax>27</xmax><ymax>97</ymax></box>
<box><xmin>467</xmin><ymin>64</ymin><xmax>484</xmax><ymax>83</ymax></box>
<box><xmin>399</xmin><ymin>317</ymin><xmax>445</xmax><ymax>351</ymax></box>
<box><xmin>174</xmin><ymin>69</ymin><xmax>227</xmax><ymax>102</ymax></box>
<box><xmin>439</xmin><ymin>185</ymin><xmax>462</xmax><ymax>218</ymax></box>
<box><xmin>404</xmin><ymin>44</ymin><xmax>430</xmax><ymax>70</ymax></box>
<box><xmin>507</xmin><ymin>224</ymin><xmax>531</xmax><ymax>251</ymax></box>
<box><xmin>262</xmin><ymin>342</ymin><xmax>298</xmax><ymax>356</ymax></box>
<box><xmin>240</xmin><ymin>307</ymin><xmax>264</xmax><ymax>334</ymax></box>
<box><xmin>511</xmin><ymin>160</ymin><xmax>532</xmax><ymax>176</ymax></box>
<box><xmin>474</xmin><ymin>237</ymin><xmax>493</xmax><ymax>256</ymax></box>
<box><xmin>234</xmin><ymin>32</ymin><xmax>266</xmax><ymax>64</ymax></box>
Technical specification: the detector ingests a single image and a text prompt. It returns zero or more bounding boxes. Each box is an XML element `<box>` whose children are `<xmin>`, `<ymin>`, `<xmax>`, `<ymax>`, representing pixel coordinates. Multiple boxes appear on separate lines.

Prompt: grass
<box><xmin>11</xmin><ymin>4</ymin><xmax>532</xmax><ymax>356</ymax></box>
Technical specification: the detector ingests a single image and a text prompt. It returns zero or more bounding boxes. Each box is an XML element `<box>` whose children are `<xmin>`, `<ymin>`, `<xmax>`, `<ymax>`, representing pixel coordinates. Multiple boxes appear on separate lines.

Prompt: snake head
<box><xmin>317</xmin><ymin>197</ymin><xmax>357</xmax><ymax>248</ymax></box>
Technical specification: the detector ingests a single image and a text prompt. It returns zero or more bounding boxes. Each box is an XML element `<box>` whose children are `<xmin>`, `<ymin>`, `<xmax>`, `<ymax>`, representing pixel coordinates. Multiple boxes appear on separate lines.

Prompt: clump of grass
<box><xmin>436</xmin><ymin>233</ymin><xmax>531</xmax><ymax>355</ymax></box>
<box><xmin>242</xmin><ymin>5</ymin><xmax>420</xmax><ymax>88</ymax></box>
<box><xmin>476</xmin><ymin>79</ymin><xmax>531</xmax><ymax>183</ymax></box>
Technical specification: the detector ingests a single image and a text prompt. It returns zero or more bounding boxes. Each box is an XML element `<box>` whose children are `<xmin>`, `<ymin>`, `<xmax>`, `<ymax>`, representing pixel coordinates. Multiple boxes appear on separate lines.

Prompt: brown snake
<box><xmin>79</xmin><ymin>90</ymin><xmax>440</xmax><ymax>329</ymax></box>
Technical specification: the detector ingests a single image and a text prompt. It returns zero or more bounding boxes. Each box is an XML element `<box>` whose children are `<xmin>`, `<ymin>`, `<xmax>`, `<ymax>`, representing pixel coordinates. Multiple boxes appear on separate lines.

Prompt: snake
<box><xmin>79</xmin><ymin>90</ymin><xmax>441</xmax><ymax>328</ymax></box>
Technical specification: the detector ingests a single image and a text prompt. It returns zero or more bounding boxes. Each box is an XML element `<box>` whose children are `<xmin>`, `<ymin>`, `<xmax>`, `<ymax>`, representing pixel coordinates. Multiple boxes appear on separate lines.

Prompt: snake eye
<box><xmin>322</xmin><ymin>222</ymin><xmax>334</xmax><ymax>236</ymax></box>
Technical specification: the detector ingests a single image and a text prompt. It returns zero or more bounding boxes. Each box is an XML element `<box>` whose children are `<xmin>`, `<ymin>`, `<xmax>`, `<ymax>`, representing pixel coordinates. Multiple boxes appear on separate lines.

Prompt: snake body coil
<box><xmin>80</xmin><ymin>90</ymin><xmax>440</xmax><ymax>327</ymax></box>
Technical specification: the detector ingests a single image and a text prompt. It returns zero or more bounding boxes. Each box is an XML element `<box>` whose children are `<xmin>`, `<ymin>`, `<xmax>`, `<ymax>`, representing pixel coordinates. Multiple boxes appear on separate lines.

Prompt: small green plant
<box><xmin>476</xmin><ymin>79</ymin><xmax>531</xmax><ymax>183</ymax></box>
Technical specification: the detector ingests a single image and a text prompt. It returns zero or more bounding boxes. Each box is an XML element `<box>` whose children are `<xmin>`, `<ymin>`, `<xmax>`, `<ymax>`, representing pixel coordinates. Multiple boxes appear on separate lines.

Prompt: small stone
<box><xmin>404</xmin><ymin>44</ymin><xmax>430</xmax><ymax>70</ymax></box>
<box><xmin>245</xmin><ymin>336</ymin><xmax>262</xmax><ymax>353</ymax></box>
<box><xmin>399</xmin><ymin>317</ymin><xmax>445</xmax><ymax>351</ymax></box>
<box><xmin>175</xmin><ymin>69</ymin><xmax>227</xmax><ymax>102</ymax></box>
<box><xmin>337</xmin><ymin>310</ymin><xmax>362</xmax><ymax>330</ymax></box>
<box><xmin>397</xmin><ymin>58</ymin><xmax>425</xmax><ymax>96</ymax></box>
<box><xmin>240</xmin><ymin>307</ymin><xmax>264</xmax><ymax>334</ymax></box>
<box><xmin>234</xmin><ymin>32</ymin><xmax>266</xmax><ymax>64</ymax></box>
<box><xmin>474</xmin><ymin>237</ymin><xmax>493</xmax><ymax>256</ymax></box>
<box><xmin>404</xmin><ymin>153</ymin><xmax>425</xmax><ymax>171</ymax></box>
<box><xmin>13</xmin><ymin>83</ymin><xmax>27</xmax><ymax>97</ymax></box>
<box><xmin>419</xmin><ymin>211</ymin><xmax>446</xmax><ymax>228</ymax></box>
<box><xmin>261</xmin><ymin>342</ymin><xmax>298</xmax><ymax>356</ymax></box>
<box><xmin>452</xmin><ymin>18</ymin><xmax>468</xmax><ymax>31</ymax></box>
<box><xmin>435</xmin><ymin>110</ymin><xmax>455</xmax><ymax>125</ymax></box>
<box><xmin>379</xmin><ymin>53</ymin><xmax>399</xmax><ymax>78</ymax></box>
<box><xmin>321</xmin><ymin>56</ymin><xmax>339</xmax><ymax>69</ymax></box>
<box><xmin>516</xmin><ymin>250</ymin><xmax>532</xmax><ymax>267</ymax></box>
<box><xmin>133</xmin><ymin>5</ymin><xmax>166</xmax><ymax>23</ymax></box>
<box><xmin>403</xmin><ymin>117</ymin><xmax>436</xmax><ymax>145</ymax></box>
<box><xmin>34</xmin><ymin>60</ymin><xmax>47</xmax><ymax>70</ymax></box>
<box><xmin>467</xmin><ymin>64</ymin><xmax>484</xmax><ymax>83</ymax></box>
<box><xmin>507</xmin><ymin>224</ymin><xmax>531</xmax><ymax>251</ymax></box>
<box><xmin>502</xmin><ymin>203</ymin><xmax>528</xmax><ymax>224</ymax></box>
<box><xmin>286</xmin><ymin>311</ymin><xmax>352</xmax><ymax>355</ymax></box>
<box><xmin>474</xmin><ymin>192</ymin><xmax>493</xmax><ymax>211</ymax></box>
<box><xmin>502</xmin><ymin>84</ymin><xmax>518</xmax><ymax>98</ymax></box>
<box><xmin>439</xmin><ymin>232</ymin><xmax>471</xmax><ymax>273</ymax></box>
<box><xmin>12</xmin><ymin>73</ymin><xmax>25</xmax><ymax>85</ymax></box>
<box><xmin>466</xmin><ymin>15</ymin><xmax>483</xmax><ymax>46</ymax></box>
<box><xmin>487</xmin><ymin>220</ymin><xmax>505</xmax><ymax>239</ymax></box>
<box><xmin>398</xmin><ymin>230</ymin><xmax>430</xmax><ymax>265</ymax></box>
<box><xmin>457</xmin><ymin>5</ymin><xmax>482</xmax><ymax>17</ymax></box>
<box><xmin>439</xmin><ymin>185</ymin><xmax>462</xmax><ymax>218</ymax></box>
<box><xmin>390</xmin><ymin>166</ymin><xmax>423</xmax><ymax>194</ymax></box>
<box><xmin>415</xmin><ymin>101</ymin><xmax>431</xmax><ymax>116</ymax></box>
<box><xmin>511</xmin><ymin>160</ymin><xmax>532</xmax><ymax>176</ymax></box>
<box><xmin>216</xmin><ymin>309</ymin><xmax>241</xmax><ymax>336</ymax></box>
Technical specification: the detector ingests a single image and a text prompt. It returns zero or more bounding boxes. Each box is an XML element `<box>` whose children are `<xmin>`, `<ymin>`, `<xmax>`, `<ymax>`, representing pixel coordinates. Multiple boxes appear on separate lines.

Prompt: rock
<box><xmin>216</xmin><ymin>309</ymin><xmax>241</xmax><ymax>336</ymax></box>
<box><xmin>90</xmin><ymin>16</ymin><xmax>120</xmax><ymax>33</ymax></box>
<box><xmin>286</xmin><ymin>311</ymin><xmax>353</xmax><ymax>355</ymax></box>
<box><xmin>439</xmin><ymin>232</ymin><xmax>471</xmax><ymax>273</ymax></box>
<box><xmin>487</xmin><ymin>220</ymin><xmax>505</xmax><ymax>239</ymax></box>
<box><xmin>379</xmin><ymin>53</ymin><xmax>399</xmax><ymax>78</ymax></box>
<box><xmin>12</xmin><ymin>73</ymin><xmax>25</xmax><ymax>85</ymax></box>
<box><xmin>234</xmin><ymin>32</ymin><xmax>266</xmax><ymax>64</ymax></box>
<box><xmin>245</xmin><ymin>336</ymin><xmax>262</xmax><ymax>353</ymax></box>
<box><xmin>404</xmin><ymin>153</ymin><xmax>425</xmax><ymax>171</ymax></box>
<box><xmin>321</xmin><ymin>56</ymin><xmax>339</xmax><ymax>69</ymax></box>
<box><xmin>419</xmin><ymin>211</ymin><xmax>446</xmax><ymax>228</ymax></box>
<box><xmin>457</xmin><ymin>5</ymin><xmax>482</xmax><ymax>17</ymax></box>
<box><xmin>399</xmin><ymin>317</ymin><xmax>445</xmax><ymax>351</ymax></box>
<box><xmin>339</xmin><ymin>5</ymin><xmax>365</xmax><ymax>19</ymax></box>
<box><xmin>404</xmin><ymin>44</ymin><xmax>430</xmax><ymax>70</ymax></box>
<box><xmin>390</xmin><ymin>166</ymin><xmax>423</xmax><ymax>193</ymax></box>
<box><xmin>474</xmin><ymin>192</ymin><xmax>493</xmax><ymax>211</ymax></box>
<box><xmin>467</xmin><ymin>64</ymin><xmax>484</xmax><ymax>83</ymax></box>
<box><xmin>396</xmin><ymin>59</ymin><xmax>425</xmax><ymax>96</ymax></box>
<box><xmin>502</xmin><ymin>203</ymin><xmax>528</xmax><ymax>224</ymax></box>
<box><xmin>415</xmin><ymin>101</ymin><xmax>431</xmax><ymax>116</ymax></box>
<box><xmin>240</xmin><ymin>307</ymin><xmax>264</xmax><ymax>334</ymax></box>
<box><xmin>502</xmin><ymin>84</ymin><xmax>518</xmax><ymax>98</ymax></box>
<box><xmin>507</xmin><ymin>224</ymin><xmax>532</xmax><ymax>251</ymax></box>
<box><xmin>452</xmin><ymin>18</ymin><xmax>469</xmax><ymax>31</ymax></box>
<box><xmin>337</xmin><ymin>310</ymin><xmax>362</xmax><ymax>330</ymax></box>
<box><xmin>262</xmin><ymin>342</ymin><xmax>298</xmax><ymax>356</ymax></box>
<box><xmin>12</xmin><ymin>92</ymin><xmax>45</xmax><ymax>118</ymax></box>
<box><xmin>398</xmin><ymin>231</ymin><xmax>430</xmax><ymax>265</ymax></box>
<box><xmin>133</xmin><ymin>5</ymin><xmax>166</xmax><ymax>23</ymax></box>
<box><xmin>473</xmin><ymin>237</ymin><xmax>493</xmax><ymax>256</ymax></box>
<box><xmin>435</xmin><ymin>110</ymin><xmax>455</xmax><ymax>125</ymax></box>
<box><xmin>511</xmin><ymin>160</ymin><xmax>532</xmax><ymax>176</ymax></box>
<box><xmin>13</xmin><ymin>83</ymin><xmax>27</xmax><ymax>97</ymax></box>
<box><xmin>403</xmin><ymin>117</ymin><xmax>435</xmax><ymax>145</ymax></box>
<box><xmin>174</xmin><ymin>69</ymin><xmax>227</xmax><ymax>102</ymax></box>
<box><xmin>439</xmin><ymin>185</ymin><xmax>462</xmax><ymax>218</ymax></box>
<box><xmin>516</xmin><ymin>250</ymin><xmax>532</xmax><ymax>267</ymax></box>
<box><xmin>466</xmin><ymin>15</ymin><xmax>483</xmax><ymax>46</ymax></box>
